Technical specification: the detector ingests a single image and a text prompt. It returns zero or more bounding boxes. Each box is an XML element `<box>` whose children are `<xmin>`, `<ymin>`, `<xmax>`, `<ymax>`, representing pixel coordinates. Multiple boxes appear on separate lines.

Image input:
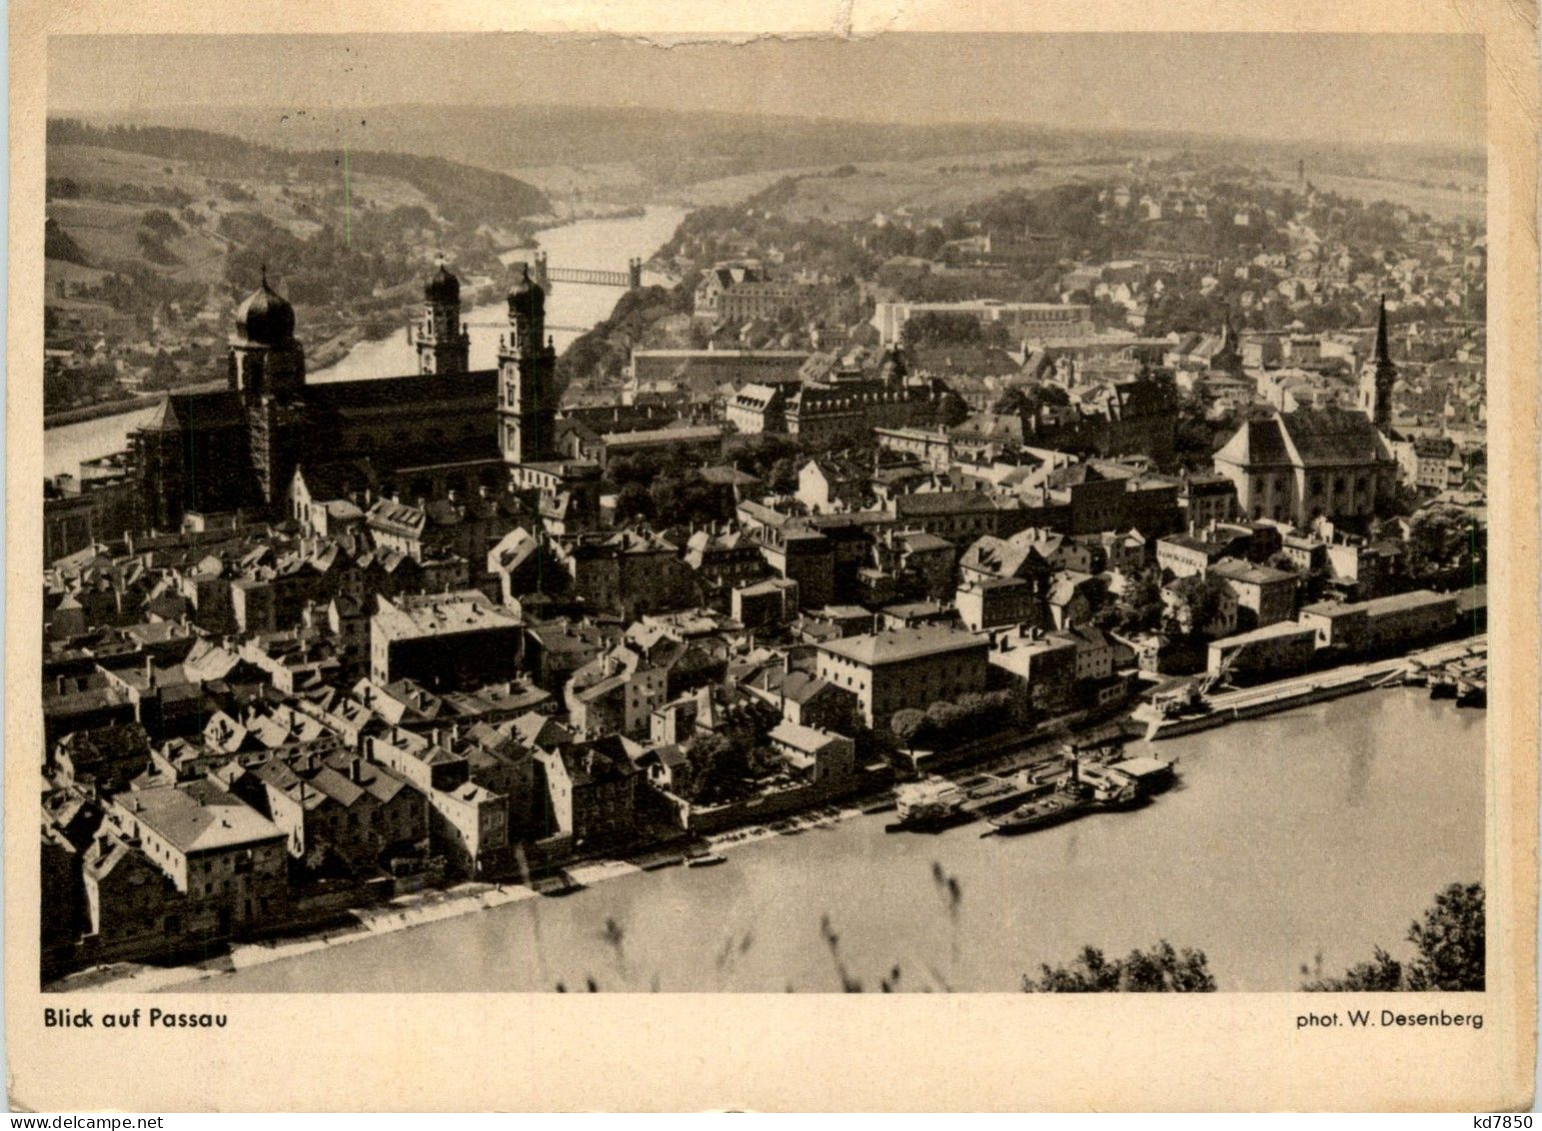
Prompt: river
<box><xmin>191</xmin><ymin>688</ymin><xmax>1484</xmax><ymax>993</ymax></box>
<box><xmin>42</xmin><ymin>207</ymin><xmax>689</xmax><ymax>479</ymax></box>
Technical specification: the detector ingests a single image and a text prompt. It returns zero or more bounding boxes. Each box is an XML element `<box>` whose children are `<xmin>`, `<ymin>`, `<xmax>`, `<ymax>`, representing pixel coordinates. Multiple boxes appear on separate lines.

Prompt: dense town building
<box><xmin>40</xmin><ymin>148</ymin><xmax>1489</xmax><ymax>981</ymax></box>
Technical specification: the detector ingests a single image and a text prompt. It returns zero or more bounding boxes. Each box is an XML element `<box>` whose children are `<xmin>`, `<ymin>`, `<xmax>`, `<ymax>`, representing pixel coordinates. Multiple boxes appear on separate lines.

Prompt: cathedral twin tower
<box><xmin>412</xmin><ymin>255</ymin><xmax>558</xmax><ymax>467</ymax></box>
<box><xmin>405</xmin><ymin>256</ymin><xmax>561</xmax><ymax>468</ymax></box>
<box><xmin>134</xmin><ymin>255</ymin><xmax>564</xmax><ymax>532</ymax></box>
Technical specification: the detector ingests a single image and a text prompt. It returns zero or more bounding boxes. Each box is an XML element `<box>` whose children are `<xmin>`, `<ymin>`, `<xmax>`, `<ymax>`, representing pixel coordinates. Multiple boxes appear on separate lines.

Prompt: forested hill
<box><xmin>47</xmin><ymin>118</ymin><xmax>550</xmax><ymax>226</ymax></box>
<box><xmin>43</xmin><ymin>119</ymin><xmax>549</xmax><ymax>413</ymax></box>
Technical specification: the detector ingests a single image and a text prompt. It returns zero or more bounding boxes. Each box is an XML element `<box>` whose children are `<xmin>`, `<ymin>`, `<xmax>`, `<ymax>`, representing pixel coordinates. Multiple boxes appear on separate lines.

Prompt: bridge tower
<box><xmin>498</xmin><ymin>264</ymin><xmax>559</xmax><ymax>467</ymax></box>
<box><xmin>416</xmin><ymin>256</ymin><xmax>470</xmax><ymax>376</ymax></box>
<box><xmin>533</xmin><ymin>251</ymin><xmax>551</xmax><ymax>293</ymax></box>
<box><xmin>628</xmin><ymin>257</ymin><xmax>643</xmax><ymax>289</ymax></box>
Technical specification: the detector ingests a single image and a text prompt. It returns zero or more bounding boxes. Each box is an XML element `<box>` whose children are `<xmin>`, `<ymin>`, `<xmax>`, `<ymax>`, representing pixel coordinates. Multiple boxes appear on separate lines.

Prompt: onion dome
<box><xmin>235</xmin><ymin>267</ymin><xmax>296</xmax><ymax>346</ymax></box>
<box><xmin>508</xmin><ymin>263</ymin><xmax>545</xmax><ymax>320</ymax></box>
<box><xmin>425</xmin><ymin>256</ymin><xmax>460</xmax><ymax>304</ymax></box>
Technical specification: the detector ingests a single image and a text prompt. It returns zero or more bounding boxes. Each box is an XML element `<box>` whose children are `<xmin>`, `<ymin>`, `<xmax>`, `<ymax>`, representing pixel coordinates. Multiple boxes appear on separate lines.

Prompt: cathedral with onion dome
<box><xmin>129</xmin><ymin>260</ymin><xmax>595</xmax><ymax>532</ymax></box>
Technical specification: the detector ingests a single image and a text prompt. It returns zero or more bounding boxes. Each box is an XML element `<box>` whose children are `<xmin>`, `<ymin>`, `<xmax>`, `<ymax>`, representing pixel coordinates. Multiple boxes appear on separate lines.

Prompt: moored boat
<box><xmin>1077</xmin><ymin>763</ymin><xmax>1143</xmax><ymax>809</ymax></box>
<box><xmin>1108</xmin><ymin>756</ymin><xmax>1177</xmax><ymax>795</ymax></box>
<box><xmin>988</xmin><ymin>789</ymin><xmax>1088</xmax><ymax>835</ymax></box>
<box><xmin>892</xmin><ymin>778</ymin><xmax>971</xmax><ymax>831</ymax></box>
<box><xmin>686</xmin><ymin>853</ymin><xmax>727</xmax><ymax>868</ymax></box>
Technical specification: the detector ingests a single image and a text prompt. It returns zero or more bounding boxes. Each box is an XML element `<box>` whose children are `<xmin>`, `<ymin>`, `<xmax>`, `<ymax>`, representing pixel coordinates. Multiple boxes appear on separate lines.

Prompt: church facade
<box><xmin>1211</xmin><ymin>298</ymin><xmax>1399</xmax><ymax>529</ymax></box>
<box><xmin>130</xmin><ymin>260</ymin><xmax>594</xmax><ymax>533</ymax></box>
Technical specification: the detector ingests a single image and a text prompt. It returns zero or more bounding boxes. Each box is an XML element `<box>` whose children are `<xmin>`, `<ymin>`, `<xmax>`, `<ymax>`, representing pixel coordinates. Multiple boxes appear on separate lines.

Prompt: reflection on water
<box><xmin>194</xmin><ymin>689</ymin><xmax>1484</xmax><ymax>994</ymax></box>
<box><xmin>1346</xmin><ymin>741</ymin><xmax>1373</xmax><ymax>809</ymax></box>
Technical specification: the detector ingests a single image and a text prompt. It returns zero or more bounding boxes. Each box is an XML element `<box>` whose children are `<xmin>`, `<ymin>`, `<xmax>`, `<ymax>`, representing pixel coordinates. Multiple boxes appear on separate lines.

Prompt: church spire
<box><xmin>1373</xmin><ymin>293</ymin><xmax>1391</xmax><ymax>367</ymax></box>
<box><xmin>1360</xmin><ymin>293</ymin><xmax>1396</xmax><ymax>432</ymax></box>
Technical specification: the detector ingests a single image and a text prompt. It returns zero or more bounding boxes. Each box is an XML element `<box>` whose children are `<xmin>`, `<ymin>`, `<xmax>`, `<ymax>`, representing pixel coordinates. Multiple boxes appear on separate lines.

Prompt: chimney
<box><xmin>348</xmin><ymin>760</ymin><xmax>362</xmax><ymax>783</ymax></box>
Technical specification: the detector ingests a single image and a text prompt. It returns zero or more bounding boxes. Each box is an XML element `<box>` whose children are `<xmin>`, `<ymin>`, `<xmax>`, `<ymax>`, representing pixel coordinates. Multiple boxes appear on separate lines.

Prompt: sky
<box><xmin>49</xmin><ymin>33</ymin><xmax>1485</xmax><ymax>149</ymax></box>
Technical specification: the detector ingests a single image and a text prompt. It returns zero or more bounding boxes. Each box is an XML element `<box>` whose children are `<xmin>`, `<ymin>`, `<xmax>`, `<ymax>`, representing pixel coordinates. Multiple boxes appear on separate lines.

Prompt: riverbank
<box><xmin>47</xmin><ymin>799</ymin><xmax>863</xmax><ymax>994</ymax></box>
<box><xmin>1139</xmin><ymin>634</ymin><xmax>1486</xmax><ymax>741</ymax></box>
<box><xmin>179</xmin><ymin>686</ymin><xmax>1483</xmax><ymax>993</ymax></box>
<box><xmin>50</xmin><ymin>632</ymin><xmax>1486</xmax><ymax>993</ymax></box>
<box><xmin>45</xmin><ymin>396</ymin><xmax>156</xmax><ymax>431</ymax></box>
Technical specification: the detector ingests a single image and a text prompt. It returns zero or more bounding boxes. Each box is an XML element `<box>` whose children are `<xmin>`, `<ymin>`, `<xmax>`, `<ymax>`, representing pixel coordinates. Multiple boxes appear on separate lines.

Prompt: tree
<box><xmin>614</xmin><ymin>482</ymin><xmax>654</xmax><ymax>522</ymax></box>
<box><xmin>1025</xmin><ymin>941</ymin><xmax>1217</xmax><ymax>992</ymax></box>
<box><xmin>768</xmin><ymin>457</ymin><xmax>799</xmax><ymax>495</ymax></box>
<box><xmin>1406</xmin><ymin>882</ymin><xmax>1485</xmax><ymax>991</ymax></box>
<box><xmin>1302</xmin><ymin>883</ymin><xmax>1484</xmax><ymax>992</ymax></box>
<box><xmin>935</xmin><ymin>391</ymin><xmax>970</xmax><ymax>429</ymax></box>
<box><xmin>901</xmin><ymin>311</ymin><xmax>982</xmax><ymax>350</ymax></box>
<box><xmin>889</xmin><ymin>709</ymin><xmax>927</xmax><ymax>750</ymax></box>
<box><xmin>1301</xmin><ymin>948</ymin><xmax>1405</xmax><ymax>992</ymax></box>
<box><xmin>1167</xmin><ymin>573</ymin><xmax>1234</xmax><ymax>640</ymax></box>
<box><xmin>1406</xmin><ymin>504</ymin><xmax>1481</xmax><ymax>585</ymax></box>
<box><xmin>1113</xmin><ymin>569</ymin><xmax>1165</xmax><ymax>634</ymax></box>
<box><xmin>678</xmin><ymin>733</ymin><xmax>743</xmax><ymax>805</ymax></box>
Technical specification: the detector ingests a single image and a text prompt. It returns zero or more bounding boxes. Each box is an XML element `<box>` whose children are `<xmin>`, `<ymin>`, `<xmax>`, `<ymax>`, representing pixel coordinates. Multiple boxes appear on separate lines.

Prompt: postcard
<box><xmin>7</xmin><ymin>0</ymin><xmax>1536</xmax><ymax>1112</ymax></box>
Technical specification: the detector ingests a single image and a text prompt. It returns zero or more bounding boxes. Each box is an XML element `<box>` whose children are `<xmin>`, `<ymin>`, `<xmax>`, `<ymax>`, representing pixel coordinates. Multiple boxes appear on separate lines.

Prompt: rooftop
<box><xmin>818</xmin><ymin>625</ymin><xmax>986</xmax><ymax>667</ymax></box>
<box><xmin>117</xmin><ymin>780</ymin><xmax>284</xmax><ymax>854</ymax></box>
<box><xmin>1300</xmin><ymin>589</ymin><xmax>1454</xmax><ymax>618</ymax></box>
<box><xmin>373</xmin><ymin>591</ymin><xmax>520</xmax><ymax>641</ymax></box>
<box><xmin>1210</xmin><ymin>621</ymin><xmax>1318</xmax><ymax>647</ymax></box>
<box><xmin>1210</xmin><ymin>558</ymin><xmax>1296</xmax><ymax>586</ymax></box>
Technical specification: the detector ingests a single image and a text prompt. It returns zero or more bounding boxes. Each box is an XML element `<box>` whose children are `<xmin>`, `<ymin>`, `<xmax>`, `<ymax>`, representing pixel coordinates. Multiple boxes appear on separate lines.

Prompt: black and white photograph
<box><xmin>12</xmin><ymin>1</ymin><xmax>1537</xmax><ymax>1112</ymax></box>
<box><xmin>33</xmin><ymin>26</ymin><xmax>1497</xmax><ymax>999</ymax></box>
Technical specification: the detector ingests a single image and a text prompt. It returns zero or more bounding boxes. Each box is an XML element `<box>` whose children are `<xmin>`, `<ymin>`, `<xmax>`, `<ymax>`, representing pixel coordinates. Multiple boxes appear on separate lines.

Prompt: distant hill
<box><xmin>47</xmin><ymin>118</ymin><xmax>550</xmax><ymax>226</ymax></box>
<box><xmin>72</xmin><ymin>104</ymin><xmax>1084</xmax><ymax>198</ymax></box>
<box><xmin>66</xmin><ymin>104</ymin><xmax>1484</xmax><ymax>212</ymax></box>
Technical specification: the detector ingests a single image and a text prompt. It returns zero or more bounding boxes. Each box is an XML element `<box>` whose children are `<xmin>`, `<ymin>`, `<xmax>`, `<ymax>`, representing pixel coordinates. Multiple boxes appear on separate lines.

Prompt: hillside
<box><xmin>75</xmin><ymin>105</ymin><xmax>1111</xmax><ymax>204</ymax></box>
<box><xmin>75</xmin><ymin>104</ymin><xmax>1484</xmax><ymax>215</ymax></box>
<box><xmin>43</xmin><ymin>120</ymin><xmax>552</xmax><ymax>413</ymax></box>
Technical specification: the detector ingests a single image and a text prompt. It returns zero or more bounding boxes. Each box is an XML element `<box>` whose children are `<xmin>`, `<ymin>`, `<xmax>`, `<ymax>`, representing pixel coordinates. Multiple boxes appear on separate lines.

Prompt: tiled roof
<box><xmin>118</xmin><ymin>780</ymin><xmax>284</xmax><ymax>853</ymax></box>
<box><xmin>1214</xmin><ymin>416</ymin><xmax>1290</xmax><ymax>467</ymax></box>
<box><xmin>1280</xmin><ymin>408</ymin><xmax>1388</xmax><ymax>466</ymax></box>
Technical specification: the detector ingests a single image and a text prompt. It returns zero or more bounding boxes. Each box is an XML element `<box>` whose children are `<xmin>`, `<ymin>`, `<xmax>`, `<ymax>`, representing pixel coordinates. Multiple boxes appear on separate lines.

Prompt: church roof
<box><xmin>140</xmin><ymin>396</ymin><xmax>182</xmax><ymax>433</ymax></box>
<box><xmin>1280</xmin><ymin>407</ymin><xmax>1388</xmax><ymax>466</ymax></box>
<box><xmin>305</xmin><ymin>370</ymin><xmax>497</xmax><ymax>411</ymax></box>
<box><xmin>1214</xmin><ymin>416</ymin><xmax>1290</xmax><ymax>467</ymax></box>
<box><xmin>149</xmin><ymin>391</ymin><xmax>245</xmax><ymax>434</ymax></box>
<box><xmin>1215</xmin><ymin>408</ymin><xmax>1389</xmax><ymax>469</ymax></box>
<box><xmin>1373</xmin><ymin>294</ymin><xmax>1391</xmax><ymax>367</ymax></box>
<box><xmin>509</xmin><ymin>263</ymin><xmax>545</xmax><ymax>318</ymax></box>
